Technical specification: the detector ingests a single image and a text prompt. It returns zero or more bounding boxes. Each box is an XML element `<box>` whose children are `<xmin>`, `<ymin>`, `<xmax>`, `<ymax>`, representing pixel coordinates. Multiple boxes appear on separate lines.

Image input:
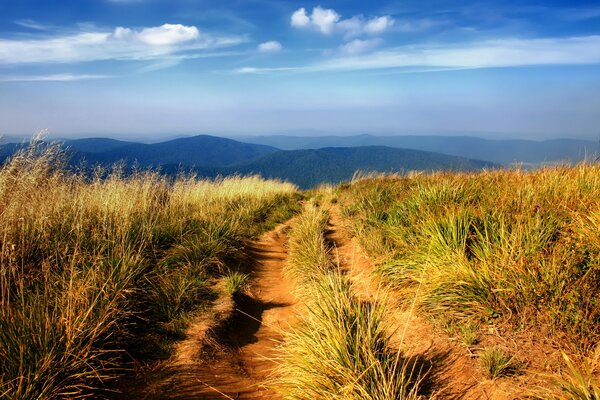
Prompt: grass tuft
<box><xmin>223</xmin><ymin>272</ymin><xmax>250</xmax><ymax>295</ymax></box>
<box><xmin>479</xmin><ymin>346</ymin><xmax>519</xmax><ymax>379</ymax></box>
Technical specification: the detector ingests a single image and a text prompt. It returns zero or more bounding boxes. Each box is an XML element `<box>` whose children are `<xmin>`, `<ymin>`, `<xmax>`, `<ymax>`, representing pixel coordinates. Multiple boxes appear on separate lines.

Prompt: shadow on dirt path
<box><xmin>117</xmin><ymin>222</ymin><xmax>297</xmax><ymax>400</ymax></box>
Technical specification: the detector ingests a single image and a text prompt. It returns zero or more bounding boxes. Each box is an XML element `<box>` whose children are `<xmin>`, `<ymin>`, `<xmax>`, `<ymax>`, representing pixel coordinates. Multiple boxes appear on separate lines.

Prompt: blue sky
<box><xmin>1</xmin><ymin>0</ymin><xmax>600</xmax><ymax>140</ymax></box>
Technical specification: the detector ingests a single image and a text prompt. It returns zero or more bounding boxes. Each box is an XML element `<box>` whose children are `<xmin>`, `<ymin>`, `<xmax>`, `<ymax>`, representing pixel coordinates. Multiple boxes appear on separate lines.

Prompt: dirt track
<box><xmin>119</xmin><ymin>222</ymin><xmax>296</xmax><ymax>400</ymax></box>
<box><xmin>118</xmin><ymin>205</ymin><xmax>533</xmax><ymax>399</ymax></box>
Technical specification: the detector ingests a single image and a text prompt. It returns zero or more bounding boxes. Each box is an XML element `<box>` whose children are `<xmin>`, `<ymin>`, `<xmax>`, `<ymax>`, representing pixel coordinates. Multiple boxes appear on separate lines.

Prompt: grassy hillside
<box><xmin>337</xmin><ymin>166</ymin><xmax>600</xmax><ymax>391</ymax></box>
<box><xmin>0</xmin><ymin>143</ymin><xmax>299</xmax><ymax>399</ymax></box>
<box><xmin>237</xmin><ymin>134</ymin><xmax>598</xmax><ymax>165</ymax></box>
<box><xmin>3</xmin><ymin>142</ymin><xmax>599</xmax><ymax>399</ymax></box>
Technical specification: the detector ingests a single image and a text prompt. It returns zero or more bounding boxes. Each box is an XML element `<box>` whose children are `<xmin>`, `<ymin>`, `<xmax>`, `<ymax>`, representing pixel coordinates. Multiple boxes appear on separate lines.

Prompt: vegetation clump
<box><xmin>479</xmin><ymin>346</ymin><xmax>519</xmax><ymax>379</ymax></box>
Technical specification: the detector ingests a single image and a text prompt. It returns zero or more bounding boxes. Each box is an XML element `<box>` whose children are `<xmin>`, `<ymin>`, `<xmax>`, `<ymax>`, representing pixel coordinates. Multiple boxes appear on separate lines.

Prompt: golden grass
<box><xmin>0</xmin><ymin>143</ymin><xmax>298</xmax><ymax>399</ymax></box>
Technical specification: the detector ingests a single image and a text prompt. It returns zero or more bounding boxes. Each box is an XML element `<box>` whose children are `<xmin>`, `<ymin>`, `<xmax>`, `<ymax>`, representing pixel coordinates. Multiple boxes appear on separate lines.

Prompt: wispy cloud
<box><xmin>291</xmin><ymin>6</ymin><xmax>394</xmax><ymax>37</ymax></box>
<box><xmin>0</xmin><ymin>73</ymin><xmax>110</xmax><ymax>82</ymax></box>
<box><xmin>258</xmin><ymin>40</ymin><xmax>282</xmax><ymax>52</ymax></box>
<box><xmin>0</xmin><ymin>23</ymin><xmax>245</xmax><ymax>64</ymax></box>
<box><xmin>339</xmin><ymin>38</ymin><xmax>383</xmax><ymax>55</ymax></box>
<box><xmin>14</xmin><ymin>19</ymin><xmax>48</xmax><ymax>31</ymax></box>
<box><xmin>236</xmin><ymin>35</ymin><xmax>600</xmax><ymax>74</ymax></box>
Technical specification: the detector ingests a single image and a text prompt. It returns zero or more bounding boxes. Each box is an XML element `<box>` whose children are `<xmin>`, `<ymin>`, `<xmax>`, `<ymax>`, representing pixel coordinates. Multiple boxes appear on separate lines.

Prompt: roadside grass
<box><xmin>274</xmin><ymin>203</ymin><xmax>420</xmax><ymax>400</ymax></box>
<box><xmin>0</xmin><ymin>142</ymin><xmax>298</xmax><ymax>399</ymax></box>
<box><xmin>338</xmin><ymin>166</ymin><xmax>600</xmax><ymax>392</ymax></box>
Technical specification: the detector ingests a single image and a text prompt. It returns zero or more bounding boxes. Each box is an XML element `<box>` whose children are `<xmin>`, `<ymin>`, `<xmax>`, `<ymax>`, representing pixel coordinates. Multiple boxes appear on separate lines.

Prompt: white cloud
<box><xmin>258</xmin><ymin>40</ymin><xmax>282</xmax><ymax>52</ymax></box>
<box><xmin>135</xmin><ymin>24</ymin><xmax>199</xmax><ymax>45</ymax></box>
<box><xmin>340</xmin><ymin>38</ymin><xmax>383</xmax><ymax>55</ymax></box>
<box><xmin>311</xmin><ymin>7</ymin><xmax>340</xmax><ymax>34</ymax></box>
<box><xmin>290</xmin><ymin>7</ymin><xmax>393</xmax><ymax>36</ymax></box>
<box><xmin>0</xmin><ymin>73</ymin><xmax>109</xmax><ymax>82</ymax></box>
<box><xmin>291</xmin><ymin>8</ymin><xmax>310</xmax><ymax>27</ymax></box>
<box><xmin>0</xmin><ymin>23</ymin><xmax>243</xmax><ymax>64</ymax></box>
<box><xmin>322</xmin><ymin>36</ymin><xmax>600</xmax><ymax>71</ymax></box>
<box><xmin>234</xmin><ymin>66</ymin><xmax>297</xmax><ymax>74</ymax></box>
<box><xmin>364</xmin><ymin>16</ymin><xmax>394</xmax><ymax>34</ymax></box>
<box><xmin>236</xmin><ymin>35</ymin><xmax>600</xmax><ymax>73</ymax></box>
<box><xmin>112</xmin><ymin>24</ymin><xmax>199</xmax><ymax>46</ymax></box>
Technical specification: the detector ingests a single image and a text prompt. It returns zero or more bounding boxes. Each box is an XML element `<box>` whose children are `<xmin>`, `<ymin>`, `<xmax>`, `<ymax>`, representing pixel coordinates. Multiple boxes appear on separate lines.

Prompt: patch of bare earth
<box><xmin>118</xmin><ymin>222</ymin><xmax>297</xmax><ymax>400</ymax></box>
<box><xmin>328</xmin><ymin>205</ymin><xmax>553</xmax><ymax>399</ymax></box>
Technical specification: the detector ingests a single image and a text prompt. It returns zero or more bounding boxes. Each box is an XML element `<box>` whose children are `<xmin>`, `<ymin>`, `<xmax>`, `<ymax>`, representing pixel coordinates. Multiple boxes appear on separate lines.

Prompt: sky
<box><xmin>1</xmin><ymin>0</ymin><xmax>600</xmax><ymax>140</ymax></box>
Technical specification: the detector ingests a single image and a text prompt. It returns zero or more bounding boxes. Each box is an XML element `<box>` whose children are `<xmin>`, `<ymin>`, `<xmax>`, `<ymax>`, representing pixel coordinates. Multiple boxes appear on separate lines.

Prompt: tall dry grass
<box><xmin>0</xmin><ymin>143</ymin><xmax>298</xmax><ymax>399</ymax></box>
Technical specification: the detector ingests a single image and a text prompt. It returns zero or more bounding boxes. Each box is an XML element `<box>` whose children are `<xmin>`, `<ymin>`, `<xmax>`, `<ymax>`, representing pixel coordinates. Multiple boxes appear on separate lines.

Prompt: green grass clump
<box><xmin>285</xmin><ymin>204</ymin><xmax>333</xmax><ymax>283</ymax></box>
<box><xmin>339</xmin><ymin>167</ymin><xmax>600</xmax><ymax>351</ymax></box>
<box><xmin>276</xmin><ymin>273</ymin><xmax>420</xmax><ymax>400</ymax></box>
<box><xmin>459</xmin><ymin>321</ymin><xmax>479</xmax><ymax>346</ymax></box>
<box><xmin>479</xmin><ymin>346</ymin><xmax>519</xmax><ymax>379</ymax></box>
<box><xmin>223</xmin><ymin>272</ymin><xmax>250</xmax><ymax>295</ymax></box>
<box><xmin>0</xmin><ymin>142</ymin><xmax>298</xmax><ymax>398</ymax></box>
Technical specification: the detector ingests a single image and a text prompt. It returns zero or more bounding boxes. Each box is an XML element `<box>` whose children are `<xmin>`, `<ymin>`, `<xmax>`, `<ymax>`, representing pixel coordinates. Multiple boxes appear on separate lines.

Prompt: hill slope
<box><xmin>71</xmin><ymin>135</ymin><xmax>280</xmax><ymax>167</ymax></box>
<box><xmin>218</xmin><ymin>146</ymin><xmax>496</xmax><ymax>188</ymax></box>
<box><xmin>235</xmin><ymin>134</ymin><xmax>597</xmax><ymax>165</ymax></box>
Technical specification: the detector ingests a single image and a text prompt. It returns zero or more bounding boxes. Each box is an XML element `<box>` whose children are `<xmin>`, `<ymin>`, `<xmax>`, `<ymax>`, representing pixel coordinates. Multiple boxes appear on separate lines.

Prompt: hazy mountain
<box><xmin>234</xmin><ymin>134</ymin><xmax>598</xmax><ymax>165</ymax></box>
<box><xmin>0</xmin><ymin>135</ymin><xmax>496</xmax><ymax>188</ymax></box>
<box><xmin>219</xmin><ymin>146</ymin><xmax>496</xmax><ymax>188</ymax></box>
<box><xmin>0</xmin><ymin>135</ymin><xmax>29</xmax><ymax>145</ymax></box>
<box><xmin>65</xmin><ymin>138</ymin><xmax>135</xmax><ymax>153</ymax></box>
<box><xmin>66</xmin><ymin>135</ymin><xmax>279</xmax><ymax>167</ymax></box>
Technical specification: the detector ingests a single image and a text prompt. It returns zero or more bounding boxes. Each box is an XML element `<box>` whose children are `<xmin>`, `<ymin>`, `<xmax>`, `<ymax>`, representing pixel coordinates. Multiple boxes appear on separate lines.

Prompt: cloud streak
<box><xmin>0</xmin><ymin>23</ymin><xmax>244</xmax><ymax>64</ymax></box>
<box><xmin>0</xmin><ymin>73</ymin><xmax>110</xmax><ymax>82</ymax></box>
<box><xmin>236</xmin><ymin>35</ymin><xmax>600</xmax><ymax>74</ymax></box>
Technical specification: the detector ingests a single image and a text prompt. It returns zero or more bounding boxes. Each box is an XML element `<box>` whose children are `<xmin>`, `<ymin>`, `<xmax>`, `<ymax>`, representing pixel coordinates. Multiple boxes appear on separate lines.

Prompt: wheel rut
<box><xmin>326</xmin><ymin>205</ymin><xmax>523</xmax><ymax>400</ymax></box>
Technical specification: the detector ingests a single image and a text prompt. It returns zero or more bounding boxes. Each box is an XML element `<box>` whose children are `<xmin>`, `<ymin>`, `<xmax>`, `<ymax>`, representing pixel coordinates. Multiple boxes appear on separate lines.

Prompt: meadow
<box><xmin>2</xmin><ymin>143</ymin><xmax>600</xmax><ymax>399</ymax></box>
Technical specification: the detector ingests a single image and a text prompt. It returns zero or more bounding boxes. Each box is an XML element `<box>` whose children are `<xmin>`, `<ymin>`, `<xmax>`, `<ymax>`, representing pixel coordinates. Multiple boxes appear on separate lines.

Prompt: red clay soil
<box><xmin>327</xmin><ymin>206</ymin><xmax>541</xmax><ymax>399</ymax></box>
<box><xmin>118</xmin><ymin>222</ymin><xmax>297</xmax><ymax>400</ymax></box>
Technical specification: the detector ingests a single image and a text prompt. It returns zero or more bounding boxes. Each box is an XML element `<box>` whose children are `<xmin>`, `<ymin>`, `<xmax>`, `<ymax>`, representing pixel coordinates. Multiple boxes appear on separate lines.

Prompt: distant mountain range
<box><xmin>65</xmin><ymin>136</ymin><xmax>277</xmax><ymax>167</ymax></box>
<box><xmin>0</xmin><ymin>135</ymin><xmax>495</xmax><ymax>188</ymax></box>
<box><xmin>232</xmin><ymin>134</ymin><xmax>598</xmax><ymax>165</ymax></box>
